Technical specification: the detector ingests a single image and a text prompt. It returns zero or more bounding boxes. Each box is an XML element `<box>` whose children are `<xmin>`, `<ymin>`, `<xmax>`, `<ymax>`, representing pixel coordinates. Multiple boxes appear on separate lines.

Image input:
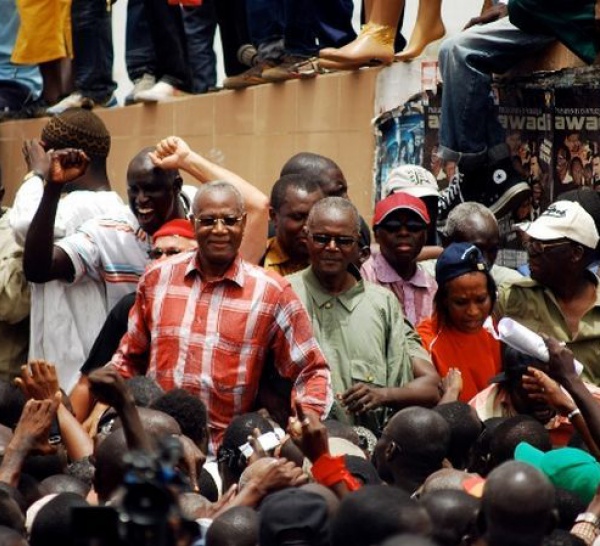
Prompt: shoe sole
<box><xmin>262</xmin><ymin>71</ymin><xmax>318</xmax><ymax>82</ymax></box>
<box><xmin>488</xmin><ymin>182</ymin><xmax>531</xmax><ymax>219</ymax></box>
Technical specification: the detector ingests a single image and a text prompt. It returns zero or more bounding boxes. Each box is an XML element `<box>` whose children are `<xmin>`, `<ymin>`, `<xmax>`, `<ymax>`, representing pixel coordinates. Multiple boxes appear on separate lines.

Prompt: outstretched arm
<box><xmin>150</xmin><ymin>136</ymin><xmax>269</xmax><ymax>264</ymax></box>
<box><xmin>22</xmin><ymin>145</ymin><xmax>88</xmax><ymax>283</ymax></box>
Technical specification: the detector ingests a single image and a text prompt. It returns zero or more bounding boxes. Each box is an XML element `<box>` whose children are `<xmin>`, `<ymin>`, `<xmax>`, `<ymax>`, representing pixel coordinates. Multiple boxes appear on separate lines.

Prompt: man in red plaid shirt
<box><xmin>110</xmin><ymin>181</ymin><xmax>332</xmax><ymax>452</ymax></box>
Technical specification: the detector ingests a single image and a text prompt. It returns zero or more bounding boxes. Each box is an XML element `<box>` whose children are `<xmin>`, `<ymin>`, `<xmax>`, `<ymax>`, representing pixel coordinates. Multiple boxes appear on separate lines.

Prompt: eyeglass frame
<box><xmin>192</xmin><ymin>214</ymin><xmax>246</xmax><ymax>229</ymax></box>
<box><xmin>522</xmin><ymin>239</ymin><xmax>573</xmax><ymax>255</ymax></box>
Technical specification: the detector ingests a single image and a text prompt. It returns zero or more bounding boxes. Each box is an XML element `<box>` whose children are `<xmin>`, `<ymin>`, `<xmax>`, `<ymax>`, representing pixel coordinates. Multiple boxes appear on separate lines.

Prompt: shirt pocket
<box><xmin>350</xmin><ymin>359</ymin><xmax>386</xmax><ymax>388</ymax></box>
<box><xmin>209</xmin><ymin>333</ymin><xmax>264</xmax><ymax>395</ymax></box>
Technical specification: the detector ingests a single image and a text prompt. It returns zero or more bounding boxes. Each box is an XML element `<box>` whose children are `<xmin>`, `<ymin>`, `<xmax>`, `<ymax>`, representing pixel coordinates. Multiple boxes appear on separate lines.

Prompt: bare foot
<box><xmin>395</xmin><ymin>20</ymin><xmax>446</xmax><ymax>62</ymax></box>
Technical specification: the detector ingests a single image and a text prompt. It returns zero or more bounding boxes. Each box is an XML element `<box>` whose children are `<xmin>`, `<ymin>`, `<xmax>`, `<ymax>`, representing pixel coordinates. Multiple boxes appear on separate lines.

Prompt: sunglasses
<box><xmin>147</xmin><ymin>248</ymin><xmax>183</xmax><ymax>260</ymax></box>
<box><xmin>376</xmin><ymin>219</ymin><xmax>427</xmax><ymax>233</ymax></box>
<box><xmin>311</xmin><ymin>233</ymin><xmax>357</xmax><ymax>248</ymax></box>
<box><xmin>523</xmin><ymin>240</ymin><xmax>571</xmax><ymax>255</ymax></box>
<box><xmin>193</xmin><ymin>215</ymin><xmax>244</xmax><ymax>228</ymax></box>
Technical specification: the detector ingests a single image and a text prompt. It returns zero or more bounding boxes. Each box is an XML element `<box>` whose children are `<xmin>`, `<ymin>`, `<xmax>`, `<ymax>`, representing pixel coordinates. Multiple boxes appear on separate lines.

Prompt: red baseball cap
<box><xmin>373</xmin><ymin>192</ymin><xmax>430</xmax><ymax>227</ymax></box>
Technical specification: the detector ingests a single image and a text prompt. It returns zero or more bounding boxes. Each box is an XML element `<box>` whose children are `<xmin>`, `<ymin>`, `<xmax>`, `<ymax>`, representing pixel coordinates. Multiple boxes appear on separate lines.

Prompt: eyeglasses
<box><xmin>523</xmin><ymin>240</ymin><xmax>572</xmax><ymax>255</ymax></box>
<box><xmin>376</xmin><ymin>219</ymin><xmax>427</xmax><ymax>233</ymax></box>
<box><xmin>147</xmin><ymin>248</ymin><xmax>183</xmax><ymax>260</ymax></box>
<box><xmin>193</xmin><ymin>215</ymin><xmax>244</xmax><ymax>228</ymax></box>
<box><xmin>311</xmin><ymin>233</ymin><xmax>357</xmax><ymax>248</ymax></box>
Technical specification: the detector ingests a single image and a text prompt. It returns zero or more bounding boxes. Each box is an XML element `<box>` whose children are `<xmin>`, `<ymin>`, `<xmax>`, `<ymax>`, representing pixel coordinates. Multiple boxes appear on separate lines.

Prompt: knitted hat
<box><xmin>41</xmin><ymin>107</ymin><xmax>111</xmax><ymax>158</ymax></box>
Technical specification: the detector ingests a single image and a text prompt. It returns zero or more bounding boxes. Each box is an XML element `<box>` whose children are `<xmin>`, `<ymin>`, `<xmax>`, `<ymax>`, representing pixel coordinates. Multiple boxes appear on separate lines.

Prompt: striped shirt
<box><xmin>110</xmin><ymin>253</ymin><xmax>332</xmax><ymax>451</ymax></box>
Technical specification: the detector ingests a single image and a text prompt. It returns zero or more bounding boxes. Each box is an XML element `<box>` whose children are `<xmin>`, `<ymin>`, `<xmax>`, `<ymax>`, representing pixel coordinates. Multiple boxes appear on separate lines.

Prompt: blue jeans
<box><xmin>314</xmin><ymin>0</ymin><xmax>356</xmax><ymax>48</ymax></box>
<box><xmin>183</xmin><ymin>0</ymin><xmax>217</xmax><ymax>93</ymax></box>
<box><xmin>247</xmin><ymin>0</ymin><xmax>355</xmax><ymax>60</ymax></box>
<box><xmin>437</xmin><ymin>17</ymin><xmax>553</xmax><ymax>168</ymax></box>
<box><xmin>126</xmin><ymin>0</ymin><xmax>155</xmax><ymax>81</ymax></box>
<box><xmin>71</xmin><ymin>0</ymin><xmax>117</xmax><ymax>100</ymax></box>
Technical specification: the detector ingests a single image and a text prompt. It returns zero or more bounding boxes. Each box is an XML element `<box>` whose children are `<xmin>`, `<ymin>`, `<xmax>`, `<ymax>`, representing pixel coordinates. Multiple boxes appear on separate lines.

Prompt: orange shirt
<box><xmin>417</xmin><ymin>314</ymin><xmax>502</xmax><ymax>402</ymax></box>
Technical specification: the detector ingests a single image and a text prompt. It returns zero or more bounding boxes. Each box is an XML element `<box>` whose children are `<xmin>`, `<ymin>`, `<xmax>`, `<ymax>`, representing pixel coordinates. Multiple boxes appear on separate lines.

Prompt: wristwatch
<box><xmin>575</xmin><ymin>512</ymin><xmax>600</xmax><ymax>527</ymax></box>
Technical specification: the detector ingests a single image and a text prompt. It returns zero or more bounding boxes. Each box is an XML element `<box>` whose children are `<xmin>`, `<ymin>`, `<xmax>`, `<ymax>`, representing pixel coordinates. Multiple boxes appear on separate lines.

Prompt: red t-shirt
<box><xmin>417</xmin><ymin>314</ymin><xmax>502</xmax><ymax>402</ymax></box>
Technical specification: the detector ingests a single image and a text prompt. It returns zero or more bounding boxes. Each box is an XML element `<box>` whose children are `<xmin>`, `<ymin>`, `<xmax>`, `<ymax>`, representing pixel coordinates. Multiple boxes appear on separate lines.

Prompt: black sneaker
<box><xmin>438</xmin><ymin>172</ymin><xmax>466</xmax><ymax>220</ymax></box>
<box><xmin>465</xmin><ymin>157</ymin><xmax>531</xmax><ymax>219</ymax></box>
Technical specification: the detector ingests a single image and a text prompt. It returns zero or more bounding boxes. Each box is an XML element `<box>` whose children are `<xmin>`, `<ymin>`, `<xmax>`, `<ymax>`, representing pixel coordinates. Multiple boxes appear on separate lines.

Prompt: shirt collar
<box><xmin>303</xmin><ymin>266</ymin><xmax>364</xmax><ymax>312</ymax></box>
<box><xmin>185</xmin><ymin>253</ymin><xmax>245</xmax><ymax>287</ymax></box>
<box><xmin>371</xmin><ymin>252</ymin><xmax>435</xmax><ymax>288</ymax></box>
<box><xmin>264</xmin><ymin>237</ymin><xmax>291</xmax><ymax>267</ymax></box>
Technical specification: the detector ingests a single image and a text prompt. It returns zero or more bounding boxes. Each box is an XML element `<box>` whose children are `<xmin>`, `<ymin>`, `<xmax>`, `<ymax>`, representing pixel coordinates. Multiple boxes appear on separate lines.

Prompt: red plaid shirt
<box><xmin>111</xmin><ymin>252</ymin><xmax>332</xmax><ymax>451</ymax></box>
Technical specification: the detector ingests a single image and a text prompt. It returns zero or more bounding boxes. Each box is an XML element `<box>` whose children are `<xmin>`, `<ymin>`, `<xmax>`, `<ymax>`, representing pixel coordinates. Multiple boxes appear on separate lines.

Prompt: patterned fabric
<box><xmin>111</xmin><ymin>253</ymin><xmax>332</xmax><ymax>451</ymax></box>
<box><xmin>361</xmin><ymin>252</ymin><xmax>437</xmax><ymax>326</ymax></box>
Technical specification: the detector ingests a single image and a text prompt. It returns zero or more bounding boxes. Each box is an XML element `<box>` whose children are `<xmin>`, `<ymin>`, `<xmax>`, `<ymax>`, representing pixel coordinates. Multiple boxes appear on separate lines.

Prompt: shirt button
<box><xmin>324</xmin><ymin>302</ymin><xmax>332</xmax><ymax>309</ymax></box>
<box><xmin>367</xmin><ymin>375</ymin><xmax>374</xmax><ymax>382</ymax></box>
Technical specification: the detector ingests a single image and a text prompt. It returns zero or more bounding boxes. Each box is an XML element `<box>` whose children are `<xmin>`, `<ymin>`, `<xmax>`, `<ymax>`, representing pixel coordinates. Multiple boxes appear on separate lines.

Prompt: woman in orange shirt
<box><xmin>417</xmin><ymin>242</ymin><xmax>502</xmax><ymax>402</ymax></box>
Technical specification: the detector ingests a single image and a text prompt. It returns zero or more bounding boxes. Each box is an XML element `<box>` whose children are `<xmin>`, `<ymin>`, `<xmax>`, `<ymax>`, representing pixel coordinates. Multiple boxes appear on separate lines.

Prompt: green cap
<box><xmin>514</xmin><ymin>442</ymin><xmax>600</xmax><ymax>503</ymax></box>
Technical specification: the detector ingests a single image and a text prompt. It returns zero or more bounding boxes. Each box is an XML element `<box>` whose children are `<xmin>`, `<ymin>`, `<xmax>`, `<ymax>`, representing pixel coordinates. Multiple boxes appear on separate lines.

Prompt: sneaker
<box><xmin>466</xmin><ymin>157</ymin><xmax>532</xmax><ymax>218</ymax></box>
<box><xmin>222</xmin><ymin>61</ymin><xmax>277</xmax><ymax>90</ymax></box>
<box><xmin>47</xmin><ymin>93</ymin><xmax>118</xmax><ymax>115</ymax></box>
<box><xmin>261</xmin><ymin>56</ymin><xmax>320</xmax><ymax>82</ymax></box>
<box><xmin>134</xmin><ymin>80</ymin><xmax>187</xmax><ymax>103</ymax></box>
<box><xmin>125</xmin><ymin>73</ymin><xmax>156</xmax><ymax>105</ymax></box>
<box><xmin>438</xmin><ymin>172</ymin><xmax>466</xmax><ymax>220</ymax></box>
<box><xmin>46</xmin><ymin>92</ymin><xmax>117</xmax><ymax>115</ymax></box>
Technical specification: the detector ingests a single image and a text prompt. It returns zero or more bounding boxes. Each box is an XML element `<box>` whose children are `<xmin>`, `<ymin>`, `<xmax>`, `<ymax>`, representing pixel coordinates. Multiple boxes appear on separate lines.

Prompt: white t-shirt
<box><xmin>10</xmin><ymin>176</ymin><xmax>126</xmax><ymax>391</ymax></box>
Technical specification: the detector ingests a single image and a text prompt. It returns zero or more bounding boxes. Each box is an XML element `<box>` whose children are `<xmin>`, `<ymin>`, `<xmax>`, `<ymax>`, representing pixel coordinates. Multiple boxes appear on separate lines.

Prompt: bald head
<box><xmin>482</xmin><ymin>461</ymin><xmax>555</xmax><ymax>544</ymax></box>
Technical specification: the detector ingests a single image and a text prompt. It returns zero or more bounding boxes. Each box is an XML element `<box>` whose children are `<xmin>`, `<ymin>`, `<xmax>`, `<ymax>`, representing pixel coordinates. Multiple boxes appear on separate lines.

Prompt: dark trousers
<box><xmin>183</xmin><ymin>0</ymin><xmax>218</xmax><ymax>93</ymax></box>
<box><xmin>71</xmin><ymin>0</ymin><xmax>117</xmax><ymax>99</ymax></box>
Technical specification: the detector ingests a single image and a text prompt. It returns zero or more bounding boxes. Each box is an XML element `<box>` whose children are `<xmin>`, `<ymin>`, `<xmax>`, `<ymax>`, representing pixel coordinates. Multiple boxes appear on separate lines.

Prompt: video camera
<box><xmin>73</xmin><ymin>436</ymin><xmax>199</xmax><ymax>546</ymax></box>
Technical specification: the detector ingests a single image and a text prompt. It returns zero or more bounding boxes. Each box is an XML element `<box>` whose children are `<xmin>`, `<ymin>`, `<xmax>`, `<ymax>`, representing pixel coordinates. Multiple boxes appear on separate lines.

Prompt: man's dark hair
<box><xmin>269</xmin><ymin>173</ymin><xmax>322</xmax><ymax>211</ymax></box>
<box><xmin>554</xmin><ymin>488</ymin><xmax>586</xmax><ymax>530</ymax></box>
<box><xmin>206</xmin><ymin>506</ymin><xmax>259</xmax><ymax>546</ymax></box>
<box><xmin>29</xmin><ymin>492</ymin><xmax>89</xmax><ymax>546</ymax></box>
<box><xmin>331</xmin><ymin>486</ymin><xmax>431</xmax><ymax>546</ymax></box>
<box><xmin>344</xmin><ymin>455</ymin><xmax>382</xmax><ymax>485</ymax></box>
<box><xmin>150</xmin><ymin>388</ymin><xmax>208</xmax><ymax>446</ymax></box>
<box><xmin>40</xmin><ymin>474</ymin><xmax>90</xmax><ymax>498</ymax></box>
<box><xmin>467</xmin><ymin>417</ymin><xmax>505</xmax><ymax>476</ymax></box>
<box><xmin>217</xmin><ymin>413</ymin><xmax>274</xmax><ymax>484</ymax></box>
<box><xmin>0</xmin><ymin>489</ymin><xmax>25</xmax><ymax>535</ymax></box>
<box><xmin>434</xmin><ymin>402</ymin><xmax>483</xmax><ymax>470</ymax></box>
<box><xmin>490</xmin><ymin>415</ymin><xmax>551</xmax><ymax>468</ymax></box>
<box><xmin>542</xmin><ymin>529</ymin><xmax>586</xmax><ymax>546</ymax></box>
<box><xmin>420</xmin><ymin>489</ymin><xmax>480</xmax><ymax>546</ymax></box>
<box><xmin>281</xmin><ymin>152</ymin><xmax>341</xmax><ymax>181</ymax></box>
<box><xmin>125</xmin><ymin>376</ymin><xmax>164</xmax><ymax>407</ymax></box>
<box><xmin>0</xmin><ymin>381</ymin><xmax>26</xmax><ymax>429</ymax></box>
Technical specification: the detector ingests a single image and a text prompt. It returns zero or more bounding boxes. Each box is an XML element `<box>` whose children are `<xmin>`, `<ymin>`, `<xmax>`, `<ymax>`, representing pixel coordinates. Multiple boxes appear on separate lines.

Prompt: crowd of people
<box><xmin>2</xmin><ymin>0</ymin><xmax>600</xmax><ymax>544</ymax></box>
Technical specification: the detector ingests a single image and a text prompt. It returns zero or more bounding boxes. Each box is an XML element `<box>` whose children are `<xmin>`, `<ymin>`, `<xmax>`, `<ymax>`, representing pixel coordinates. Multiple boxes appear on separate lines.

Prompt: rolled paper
<box><xmin>497</xmin><ymin>317</ymin><xmax>583</xmax><ymax>376</ymax></box>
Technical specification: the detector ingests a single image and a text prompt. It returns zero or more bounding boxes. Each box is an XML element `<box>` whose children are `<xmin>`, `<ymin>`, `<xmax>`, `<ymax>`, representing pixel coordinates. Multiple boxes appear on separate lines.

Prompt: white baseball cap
<box><xmin>383</xmin><ymin>165</ymin><xmax>440</xmax><ymax>199</ymax></box>
<box><xmin>520</xmin><ymin>200</ymin><xmax>599</xmax><ymax>249</ymax></box>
